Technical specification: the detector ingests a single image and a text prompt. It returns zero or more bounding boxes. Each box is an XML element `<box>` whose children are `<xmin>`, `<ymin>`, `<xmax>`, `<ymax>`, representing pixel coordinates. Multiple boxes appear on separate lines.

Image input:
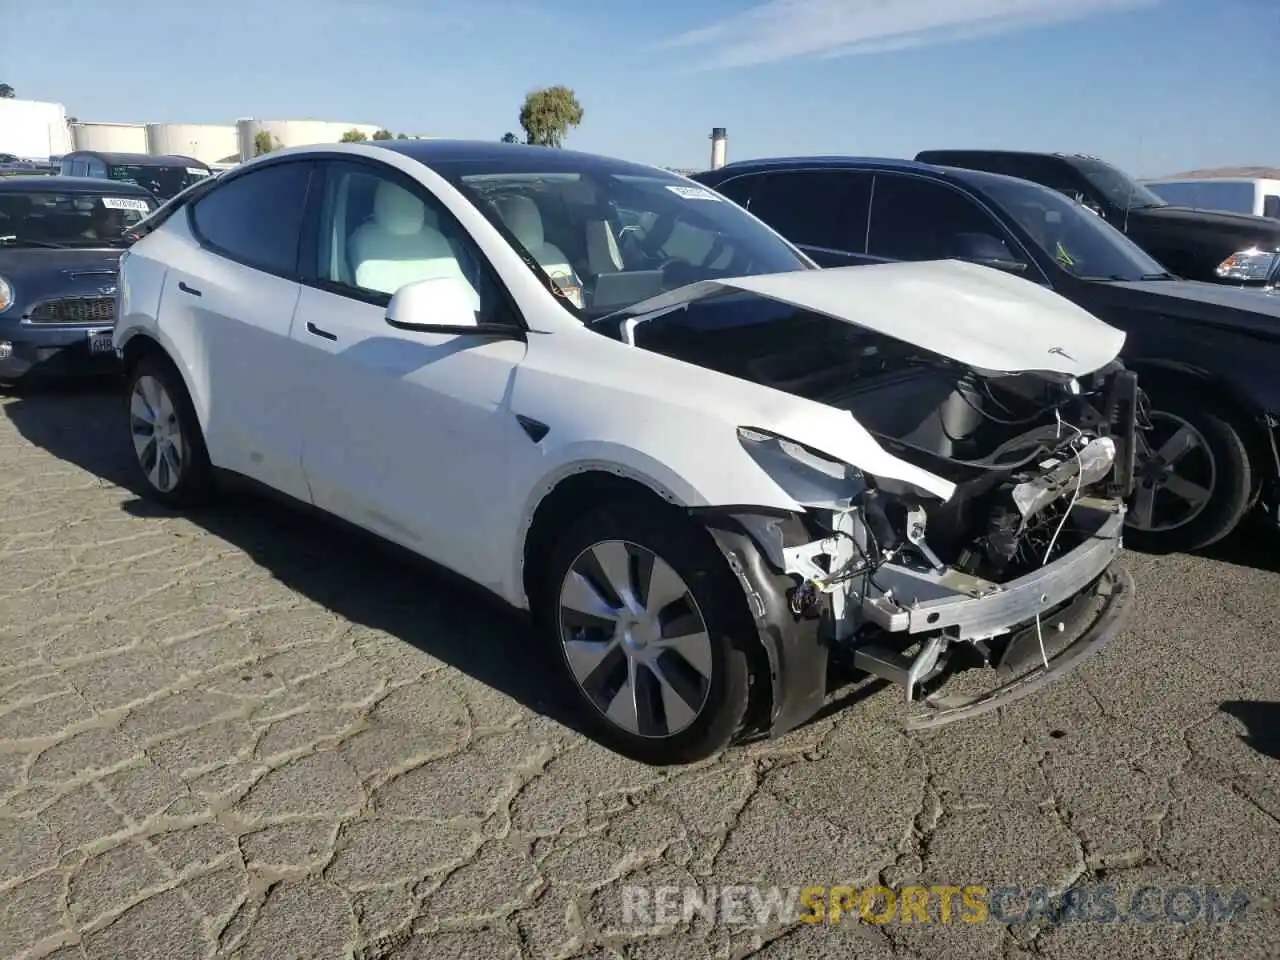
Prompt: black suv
<box><xmin>691</xmin><ymin>157</ymin><xmax>1280</xmax><ymax>553</ymax></box>
<box><xmin>914</xmin><ymin>151</ymin><xmax>1280</xmax><ymax>286</ymax></box>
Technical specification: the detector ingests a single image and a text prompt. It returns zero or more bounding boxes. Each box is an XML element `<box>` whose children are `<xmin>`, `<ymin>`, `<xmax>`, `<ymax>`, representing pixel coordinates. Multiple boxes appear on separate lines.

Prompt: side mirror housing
<box><xmin>384</xmin><ymin>275</ymin><xmax>523</xmax><ymax>340</ymax></box>
<box><xmin>951</xmin><ymin>232</ymin><xmax>1028</xmax><ymax>273</ymax></box>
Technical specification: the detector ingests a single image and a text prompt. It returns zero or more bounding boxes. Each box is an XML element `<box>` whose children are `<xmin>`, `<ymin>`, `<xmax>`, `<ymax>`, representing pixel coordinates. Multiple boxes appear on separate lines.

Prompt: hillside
<box><xmin>1158</xmin><ymin>166</ymin><xmax>1280</xmax><ymax>179</ymax></box>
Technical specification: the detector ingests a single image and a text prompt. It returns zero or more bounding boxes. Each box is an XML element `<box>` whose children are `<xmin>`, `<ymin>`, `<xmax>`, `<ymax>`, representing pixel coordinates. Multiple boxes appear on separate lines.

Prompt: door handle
<box><xmin>178</xmin><ymin>281</ymin><xmax>202</xmax><ymax>297</ymax></box>
<box><xmin>306</xmin><ymin>321</ymin><xmax>337</xmax><ymax>342</ymax></box>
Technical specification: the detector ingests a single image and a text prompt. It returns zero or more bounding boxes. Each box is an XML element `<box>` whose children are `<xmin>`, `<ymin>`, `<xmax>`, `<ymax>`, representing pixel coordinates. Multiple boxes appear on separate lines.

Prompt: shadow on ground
<box><xmin>1219</xmin><ymin>700</ymin><xmax>1280</xmax><ymax>762</ymax></box>
<box><xmin>2</xmin><ymin>382</ymin><xmax>598</xmax><ymax>740</ymax></box>
<box><xmin>1194</xmin><ymin>515</ymin><xmax>1280</xmax><ymax>575</ymax></box>
<box><xmin>3</xmin><ymin>384</ymin><xmax>876</xmax><ymax>754</ymax></box>
<box><xmin>6</xmin><ymin>385</ymin><xmax>1273</xmax><ymax>756</ymax></box>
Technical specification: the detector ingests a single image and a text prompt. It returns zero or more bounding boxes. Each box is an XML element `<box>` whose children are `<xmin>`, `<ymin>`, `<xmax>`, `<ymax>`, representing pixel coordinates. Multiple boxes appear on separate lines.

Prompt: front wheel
<box><xmin>125</xmin><ymin>354</ymin><xmax>215</xmax><ymax>508</ymax></box>
<box><xmin>1124</xmin><ymin>390</ymin><xmax>1252</xmax><ymax>553</ymax></box>
<box><xmin>538</xmin><ymin>499</ymin><xmax>756</xmax><ymax>766</ymax></box>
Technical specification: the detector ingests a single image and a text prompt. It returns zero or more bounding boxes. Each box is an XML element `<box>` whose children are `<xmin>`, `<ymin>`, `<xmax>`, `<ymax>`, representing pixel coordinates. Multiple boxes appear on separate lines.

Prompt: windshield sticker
<box><xmin>186</xmin><ymin>167</ymin><xmax>207</xmax><ymax>176</ymax></box>
<box><xmin>101</xmin><ymin>197</ymin><xmax>151</xmax><ymax>212</ymax></box>
<box><xmin>666</xmin><ymin>185</ymin><xmax>723</xmax><ymax>202</ymax></box>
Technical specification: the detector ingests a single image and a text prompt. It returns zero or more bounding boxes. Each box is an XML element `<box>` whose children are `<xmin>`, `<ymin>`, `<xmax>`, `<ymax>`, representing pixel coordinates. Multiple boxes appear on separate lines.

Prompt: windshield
<box><xmin>445</xmin><ymin>167</ymin><xmax>810</xmax><ymax>319</ymax></box>
<box><xmin>980</xmin><ymin>175</ymin><xmax>1173</xmax><ymax>281</ymax></box>
<box><xmin>0</xmin><ymin>190</ymin><xmax>157</xmax><ymax>247</ymax></box>
<box><xmin>108</xmin><ymin>164</ymin><xmax>210</xmax><ymax>201</ymax></box>
<box><xmin>1067</xmin><ymin>157</ymin><xmax>1166</xmax><ymax>211</ymax></box>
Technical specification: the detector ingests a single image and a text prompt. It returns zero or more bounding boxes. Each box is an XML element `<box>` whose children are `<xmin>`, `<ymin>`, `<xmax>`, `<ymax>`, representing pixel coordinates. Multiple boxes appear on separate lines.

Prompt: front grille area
<box><xmin>28</xmin><ymin>297</ymin><xmax>116</xmax><ymax>325</ymax></box>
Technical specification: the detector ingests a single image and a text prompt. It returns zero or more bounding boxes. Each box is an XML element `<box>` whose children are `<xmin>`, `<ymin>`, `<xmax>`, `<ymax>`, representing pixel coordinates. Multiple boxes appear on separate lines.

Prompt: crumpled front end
<box><xmin>699</xmin><ymin>361</ymin><xmax>1141</xmax><ymax>736</ymax></box>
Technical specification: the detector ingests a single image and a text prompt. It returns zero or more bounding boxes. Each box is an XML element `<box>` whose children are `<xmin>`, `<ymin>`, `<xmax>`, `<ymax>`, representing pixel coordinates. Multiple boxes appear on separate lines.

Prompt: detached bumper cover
<box><xmin>905</xmin><ymin>562</ymin><xmax>1134</xmax><ymax>730</ymax></box>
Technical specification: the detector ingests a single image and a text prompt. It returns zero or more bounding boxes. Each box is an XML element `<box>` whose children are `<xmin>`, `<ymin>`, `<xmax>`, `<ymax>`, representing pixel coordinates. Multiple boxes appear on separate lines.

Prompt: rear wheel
<box><xmin>125</xmin><ymin>354</ymin><xmax>215</xmax><ymax>508</ymax></box>
<box><xmin>1124</xmin><ymin>389</ymin><xmax>1252</xmax><ymax>553</ymax></box>
<box><xmin>539</xmin><ymin>498</ymin><xmax>756</xmax><ymax>766</ymax></box>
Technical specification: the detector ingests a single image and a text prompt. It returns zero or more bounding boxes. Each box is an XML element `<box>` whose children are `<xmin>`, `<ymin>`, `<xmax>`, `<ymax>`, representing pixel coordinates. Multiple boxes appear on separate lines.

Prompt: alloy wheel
<box><xmin>557</xmin><ymin>539</ymin><xmax>714</xmax><ymax>739</ymax></box>
<box><xmin>130</xmin><ymin>374</ymin><xmax>184</xmax><ymax>493</ymax></box>
<box><xmin>1127</xmin><ymin>411</ymin><xmax>1216</xmax><ymax>533</ymax></box>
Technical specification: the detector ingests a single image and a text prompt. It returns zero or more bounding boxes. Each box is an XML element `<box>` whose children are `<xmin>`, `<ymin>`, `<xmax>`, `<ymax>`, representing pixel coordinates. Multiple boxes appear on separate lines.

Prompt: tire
<box><xmin>537</xmin><ymin>498</ymin><xmax>756</xmax><ymax>766</ymax></box>
<box><xmin>124</xmin><ymin>354</ymin><xmax>215</xmax><ymax>508</ymax></box>
<box><xmin>1124</xmin><ymin>387</ymin><xmax>1252</xmax><ymax>554</ymax></box>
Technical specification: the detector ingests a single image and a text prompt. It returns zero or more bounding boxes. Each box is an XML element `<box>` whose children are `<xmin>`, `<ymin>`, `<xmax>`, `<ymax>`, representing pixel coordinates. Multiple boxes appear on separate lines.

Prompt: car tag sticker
<box><xmin>666</xmin><ymin>185</ymin><xmax>723</xmax><ymax>201</ymax></box>
<box><xmin>101</xmin><ymin>197</ymin><xmax>151</xmax><ymax>212</ymax></box>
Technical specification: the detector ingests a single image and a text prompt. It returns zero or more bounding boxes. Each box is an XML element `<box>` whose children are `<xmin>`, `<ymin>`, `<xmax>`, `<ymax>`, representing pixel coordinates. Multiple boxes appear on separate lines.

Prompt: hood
<box><xmin>1127</xmin><ymin>204</ymin><xmax>1280</xmax><ymax>245</ymax></box>
<box><xmin>617</xmin><ymin>259</ymin><xmax>1126</xmax><ymax>377</ymax></box>
<box><xmin>0</xmin><ymin>247</ymin><xmax>122</xmax><ymax>281</ymax></box>
<box><xmin>0</xmin><ymin>247</ymin><xmax>122</xmax><ymax>311</ymax></box>
<box><xmin>1102</xmin><ymin>277</ymin><xmax>1280</xmax><ymax>333</ymax></box>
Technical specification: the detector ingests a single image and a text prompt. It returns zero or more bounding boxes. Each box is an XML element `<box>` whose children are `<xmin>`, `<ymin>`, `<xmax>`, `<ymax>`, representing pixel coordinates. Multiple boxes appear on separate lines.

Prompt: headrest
<box><xmin>494</xmin><ymin>195</ymin><xmax>544</xmax><ymax>250</ymax></box>
<box><xmin>372</xmin><ymin>180</ymin><xmax>426</xmax><ymax>236</ymax></box>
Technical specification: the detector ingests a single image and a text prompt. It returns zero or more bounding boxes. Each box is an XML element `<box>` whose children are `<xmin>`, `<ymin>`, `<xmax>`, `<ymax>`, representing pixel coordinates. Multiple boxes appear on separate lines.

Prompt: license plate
<box><xmin>87</xmin><ymin>330</ymin><xmax>114</xmax><ymax>355</ymax></box>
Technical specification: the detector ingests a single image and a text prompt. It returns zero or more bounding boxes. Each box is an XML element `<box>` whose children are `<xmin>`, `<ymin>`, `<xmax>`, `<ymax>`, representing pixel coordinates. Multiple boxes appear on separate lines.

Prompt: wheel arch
<box><xmin>1126</xmin><ymin>357</ymin><xmax>1277</xmax><ymax>491</ymax></box>
<box><xmin>518</xmin><ymin>466</ymin><xmax>784</xmax><ymax>736</ymax></box>
<box><xmin>118</xmin><ymin>332</ymin><xmax>206</xmax><ymax>432</ymax></box>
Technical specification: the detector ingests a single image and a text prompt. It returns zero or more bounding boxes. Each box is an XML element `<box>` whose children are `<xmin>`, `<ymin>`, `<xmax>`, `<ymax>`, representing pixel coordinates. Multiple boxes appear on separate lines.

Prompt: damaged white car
<box><xmin>114</xmin><ymin>140</ymin><xmax>1139</xmax><ymax>765</ymax></box>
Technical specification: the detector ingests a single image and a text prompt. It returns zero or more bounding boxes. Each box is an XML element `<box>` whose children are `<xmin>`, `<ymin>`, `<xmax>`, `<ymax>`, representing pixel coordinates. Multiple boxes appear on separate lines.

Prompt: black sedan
<box><xmin>0</xmin><ymin>176</ymin><xmax>158</xmax><ymax>383</ymax></box>
<box><xmin>691</xmin><ymin>157</ymin><xmax>1280</xmax><ymax>554</ymax></box>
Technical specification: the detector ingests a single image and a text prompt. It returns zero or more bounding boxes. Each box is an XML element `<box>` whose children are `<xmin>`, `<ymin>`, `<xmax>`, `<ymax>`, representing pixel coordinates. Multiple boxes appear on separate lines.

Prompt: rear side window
<box><xmin>746</xmin><ymin>170</ymin><xmax>872</xmax><ymax>253</ymax></box>
<box><xmin>189</xmin><ymin>162</ymin><xmax>313</xmax><ymax>276</ymax></box>
<box><xmin>710</xmin><ymin>175</ymin><xmax>755</xmax><ymax>207</ymax></box>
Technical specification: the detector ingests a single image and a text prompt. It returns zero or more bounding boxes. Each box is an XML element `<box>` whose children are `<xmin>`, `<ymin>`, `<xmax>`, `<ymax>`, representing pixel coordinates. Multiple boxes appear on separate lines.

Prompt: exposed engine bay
<box><xmin>618</xmin><ymin>296</ymin><xmax>1141</xmax><ymax>724</ymax></box>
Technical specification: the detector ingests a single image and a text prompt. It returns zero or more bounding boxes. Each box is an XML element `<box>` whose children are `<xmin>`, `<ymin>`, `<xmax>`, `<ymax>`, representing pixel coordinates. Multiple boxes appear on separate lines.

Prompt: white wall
<box><xmin>0</xmin><ymin>99</ymin><xmax>73</xmax><ymax>159</ymax></box>
<box><xmin>236</xmin><ymin>119</ymin><xmax>382</xmax><ymax>160</ymax></box>
<box><xmin>71</xmin><ymin>122</ymin><xmax>148</xmax><ymax>153</ymax></box>
<box><xmin>146</xmin><ymin>123</ymin><xmax>238</xmax><ymax>165</ymax></box>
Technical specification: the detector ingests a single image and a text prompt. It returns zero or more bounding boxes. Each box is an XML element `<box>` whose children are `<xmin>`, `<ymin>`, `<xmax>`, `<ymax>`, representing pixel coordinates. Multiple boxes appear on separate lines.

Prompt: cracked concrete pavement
<box><xmin>0</xmin><ymin>383</ymin><xmax>1277</xmax><ymax>960</ymax></box>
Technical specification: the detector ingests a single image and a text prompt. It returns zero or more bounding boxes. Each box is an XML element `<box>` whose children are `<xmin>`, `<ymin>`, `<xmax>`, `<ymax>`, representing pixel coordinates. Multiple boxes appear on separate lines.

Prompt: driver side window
<box><xmin>310</xmin><ymin>161</ymin><xmax>515</xmax><ymax>327</ymax></box>
<box><xmin>867</xmin><ymin>174</ymin><xmax>1027</xmax><ymax>269</ymax></box>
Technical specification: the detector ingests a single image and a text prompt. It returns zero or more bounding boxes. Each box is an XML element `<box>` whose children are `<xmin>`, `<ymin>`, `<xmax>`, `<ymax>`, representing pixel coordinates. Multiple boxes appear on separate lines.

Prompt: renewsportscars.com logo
<box><xmin>620</xmin><ymin>884</ymin><xmax>1251</xmax><ymax>927</ymax></box>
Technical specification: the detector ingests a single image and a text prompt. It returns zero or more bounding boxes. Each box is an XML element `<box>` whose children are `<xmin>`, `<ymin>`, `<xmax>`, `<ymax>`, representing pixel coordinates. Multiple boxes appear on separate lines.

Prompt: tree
<box><xmin>501</xmin><ymin>131</ymin><xmax>520</xmax><ymax>144</ymax></box>
<box><xmin>0</xmin><ymin>84</ymin><xmax>14</xmax><ymax>99</ymax></box>
<box><xmin>372</xmin><ymin>129</ymin><xmax>393</xmax><ymax>140</ymax></box>
<box><xmin>396</xmin><ymin>133</ymin><xmax>409</xmax><ymax>139</ymax></box>
<box><xmin>253</xmin><ymin>131</ymin><xmax>281</xmax><ymax>156</ymax></box>
<box><xmin>339</xmin><ymin>128</ymin><xmax>369</xmax><ymax>143</ymax></box>
<box><xmin>518</xmin><ymin>86</ymin><xmax>583</xmax><ymax>148</ymax></box>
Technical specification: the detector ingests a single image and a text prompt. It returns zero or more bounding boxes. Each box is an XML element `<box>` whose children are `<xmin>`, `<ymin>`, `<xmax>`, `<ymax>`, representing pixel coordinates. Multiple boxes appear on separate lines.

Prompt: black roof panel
<box><xmin>0</xmin><ymin>175</ymin><xmax>157</xmax><ymax>196</ymax></box>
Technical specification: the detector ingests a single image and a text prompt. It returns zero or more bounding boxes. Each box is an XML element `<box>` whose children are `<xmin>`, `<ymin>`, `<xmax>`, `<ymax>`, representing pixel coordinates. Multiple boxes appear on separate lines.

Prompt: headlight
<box><xmin>1215</xmin><ymin>247</ymin><xmax>1280</xmax><ymax>282</ymax></box>
<box><xmin>0</xmin><ymin>276</ymin><xmax>12</xmax><ymax>313</ymax></box>
<box><xmin>737</xmin><ymin>426</ymin><xmax>865</xmax><ymax>508</ymax></box>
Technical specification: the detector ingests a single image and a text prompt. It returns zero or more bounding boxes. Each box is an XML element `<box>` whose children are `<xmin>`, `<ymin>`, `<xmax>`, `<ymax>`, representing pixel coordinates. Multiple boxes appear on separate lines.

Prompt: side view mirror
<box><xmin>385</xmin><ymin>275</ymin><xmax>494</xmax><ymax>335</ymax></box>
<box><xmin>951</xmin><ymin>232</ymin><xmax>1027</xmax><ymax>273</ymax></box>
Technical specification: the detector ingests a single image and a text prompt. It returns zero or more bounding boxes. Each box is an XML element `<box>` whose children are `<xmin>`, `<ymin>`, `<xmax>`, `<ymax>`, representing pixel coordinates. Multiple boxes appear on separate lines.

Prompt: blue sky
<box><xmin>4</xmin><ymin>0</ymin><xmax>1276</xmax><ymax>175</ymax></box>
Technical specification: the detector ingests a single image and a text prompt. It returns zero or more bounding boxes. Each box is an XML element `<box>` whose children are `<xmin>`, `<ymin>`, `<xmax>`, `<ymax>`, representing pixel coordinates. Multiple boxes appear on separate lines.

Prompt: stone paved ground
<box><xmin>0</xmin><ymin>382</ymin><xmax>1277</xmax><ymax>960</ymax></box>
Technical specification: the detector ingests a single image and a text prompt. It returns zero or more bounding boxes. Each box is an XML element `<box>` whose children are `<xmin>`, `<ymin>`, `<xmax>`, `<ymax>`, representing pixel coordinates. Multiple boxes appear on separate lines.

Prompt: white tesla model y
<box><xmin>113</xmin><ymin>140</ymin><xmax>1138</xmax><ymax>765</ymax></box>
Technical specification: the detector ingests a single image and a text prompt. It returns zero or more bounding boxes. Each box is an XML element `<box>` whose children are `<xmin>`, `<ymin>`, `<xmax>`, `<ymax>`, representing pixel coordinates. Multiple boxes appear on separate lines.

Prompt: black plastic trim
<box><xmin>703</xmin><ymin>520</ymin><xmax>829</xmax><ymax>737</ymax></box>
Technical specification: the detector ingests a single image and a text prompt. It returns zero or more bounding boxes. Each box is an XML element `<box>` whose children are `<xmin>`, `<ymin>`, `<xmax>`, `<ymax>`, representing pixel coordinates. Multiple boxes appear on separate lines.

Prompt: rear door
<box><xmin>732</xmin><ymin>169</ymin><xmax>874</xmax><ymax>266</ymax></box>
<box><xmin>155</xmin><ymin>159</ymin><xmax>316</xmax><ymax>501</ymax></box>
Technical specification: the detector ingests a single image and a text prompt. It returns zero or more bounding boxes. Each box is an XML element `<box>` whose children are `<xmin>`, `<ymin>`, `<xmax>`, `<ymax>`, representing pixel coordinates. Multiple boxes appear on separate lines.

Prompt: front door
<box><xmin>291</xmin><ymin>158</ymin><xmax>529</xmax><ymax>583</ymax></box>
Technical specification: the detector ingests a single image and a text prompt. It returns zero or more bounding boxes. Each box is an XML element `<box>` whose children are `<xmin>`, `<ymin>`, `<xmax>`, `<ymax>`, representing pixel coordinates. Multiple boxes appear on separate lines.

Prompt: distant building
<box><xmin>235</xmin><ymin>119</ymin><xmax>383</xmax><ymax>161</ymax></box>
<box><xmin>70</xmin><ymin>121</ymin><xmax>148</xmax><ymax>153</ymax></box>
<box><xmin>146</xmin><ymin>124</ymin><xmax>238</xmax><ymax>166</ymax></box>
